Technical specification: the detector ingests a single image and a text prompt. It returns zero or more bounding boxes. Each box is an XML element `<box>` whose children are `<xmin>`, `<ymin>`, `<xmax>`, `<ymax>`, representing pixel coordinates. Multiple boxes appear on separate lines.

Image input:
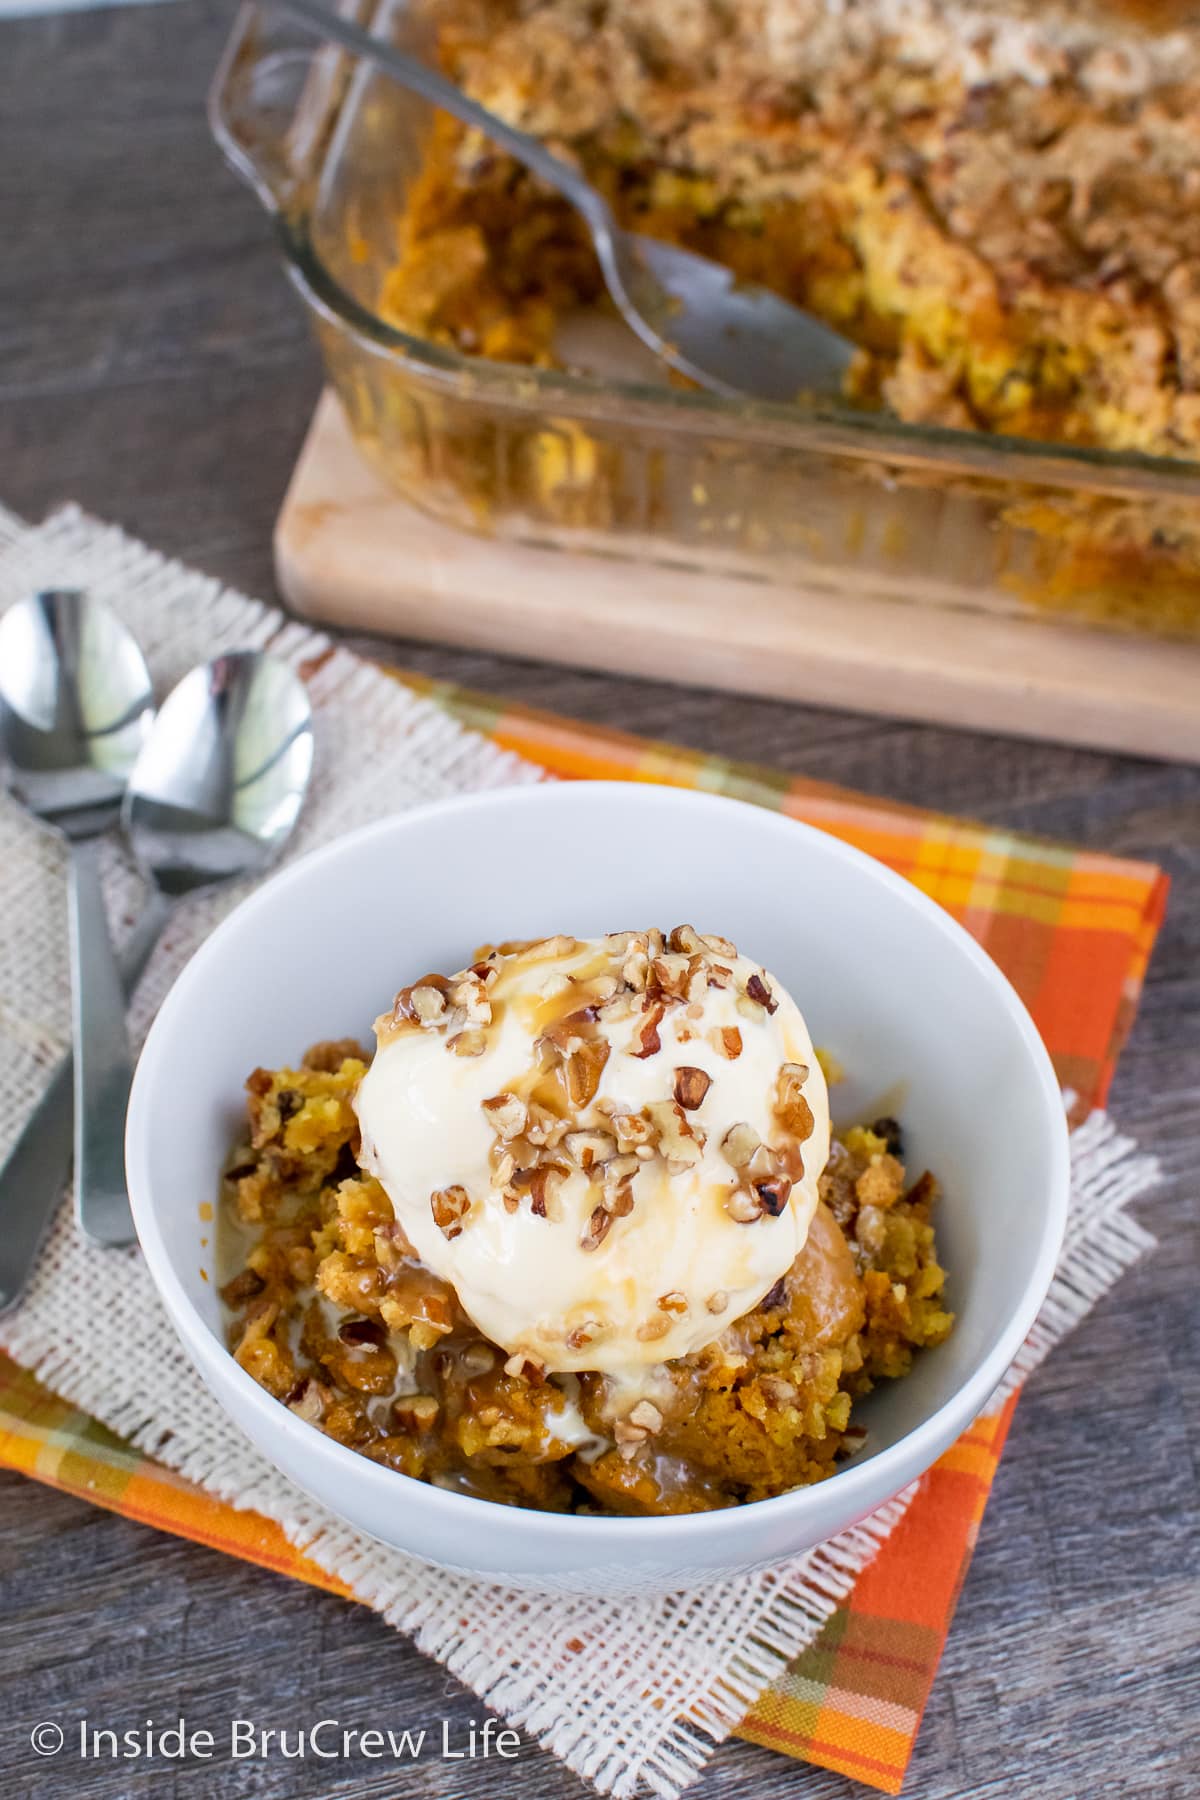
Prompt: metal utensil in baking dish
<box><xmin>271</xmin><ymin>0</ymin><xmax>858</xmax><ymax>403</ymax></box>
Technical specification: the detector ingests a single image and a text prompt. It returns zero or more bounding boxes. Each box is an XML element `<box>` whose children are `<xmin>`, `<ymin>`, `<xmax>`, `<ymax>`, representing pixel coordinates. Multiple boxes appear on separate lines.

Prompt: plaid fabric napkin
<box><xmin>0</xmin><ymin>671</ymin><xmax>1167</xmax><ymax>1793</ymax></box>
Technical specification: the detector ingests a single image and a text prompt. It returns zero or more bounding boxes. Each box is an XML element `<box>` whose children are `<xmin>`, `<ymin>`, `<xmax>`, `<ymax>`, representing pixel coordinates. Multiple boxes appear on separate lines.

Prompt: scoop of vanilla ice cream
<box><xmin>355</xmin><ymin>929</ymin><xmax>830</xmax><ymax>1375</ymax></box>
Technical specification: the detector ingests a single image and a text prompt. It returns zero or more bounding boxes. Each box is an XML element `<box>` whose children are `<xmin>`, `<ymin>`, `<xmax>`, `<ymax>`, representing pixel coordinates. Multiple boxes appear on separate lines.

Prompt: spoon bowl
<box><xmin>0</xmin><ymin>646</ymin><xmax>314</xmax><ymax>1308</ymax></box>
<box><xmin>0</xmin><ymin>589</ymin><xmax>157</xmax><ymax>1247</ymax></box>
<box><xmin>612</xmin><ymin>236</ymin><xmax>858</xmax><ymax>402</ymax></box>
<box><xmin>0</xmin><ymin>588</ymin><xmax>154</xmax><ymax>832</ymax></box>
<box><xmin>273</xmin><ymin>0</ymin><xmax>857</xmax><ymax>404</ymax></box>
<box><xmin>125</xmin><ymin>652</ymin><xmax>314</xmax><ymax>897</ymax></box>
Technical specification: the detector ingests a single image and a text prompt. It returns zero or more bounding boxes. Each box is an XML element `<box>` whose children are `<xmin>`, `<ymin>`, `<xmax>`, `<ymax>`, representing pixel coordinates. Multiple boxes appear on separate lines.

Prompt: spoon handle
<box><xmin>68</xmin><ymin>840</ymin><xmax>143</xmax><ymax>1247</ymax></box>
<box><xmin>0</xmin><ymin>888</ymin><xmax>172</xmax><ymax>1310</ymax></box>
<box><xmin>273</xmin><ymin>0</ymin><xmax>612</xmax><ymax>239</ymax></box>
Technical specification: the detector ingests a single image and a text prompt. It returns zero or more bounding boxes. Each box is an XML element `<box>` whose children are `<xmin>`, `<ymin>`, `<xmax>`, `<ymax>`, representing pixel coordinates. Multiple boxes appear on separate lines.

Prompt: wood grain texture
<box><xmin>277</xmin><ymin>392</ymin><xmax>1200</xmax><ymax>763</ymax></box>
<box><xmin>0</xmin><ymin>6</ymin><xmax>1197</xmax><ymax>1798</ymax></box>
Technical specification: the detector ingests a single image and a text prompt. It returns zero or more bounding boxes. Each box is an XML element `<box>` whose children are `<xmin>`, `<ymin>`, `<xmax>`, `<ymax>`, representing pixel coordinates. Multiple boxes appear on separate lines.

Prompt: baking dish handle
<box><xmin>208</xmin><ymin>2</ymin><xmax>345</xmax><ymax>217</ymax></box>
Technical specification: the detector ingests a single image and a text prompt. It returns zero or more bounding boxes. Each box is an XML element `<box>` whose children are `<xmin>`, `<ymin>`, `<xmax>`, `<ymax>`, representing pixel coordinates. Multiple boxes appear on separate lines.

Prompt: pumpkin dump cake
<box><xmin>221</xmin><ymin>930</ymin><xmax>953</xmax><ymax>1514</ymax></box>
<box><xmin>378</xmin><ymin>0</ymin><xmax>1200</xmax><ymax>459</ymax></box>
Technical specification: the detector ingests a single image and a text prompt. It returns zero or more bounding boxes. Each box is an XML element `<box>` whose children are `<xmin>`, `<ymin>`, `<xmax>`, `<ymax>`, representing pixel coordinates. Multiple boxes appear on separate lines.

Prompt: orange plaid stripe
<box><xmin>0</xmin><ymin>672</ymin><xmax>1168</xmax><ymax>1794</ymax></box>
<box><xmin>740</xmin><ymin>1399</ymin><xmax>1018</xmax><ymax>1790</ymax></box>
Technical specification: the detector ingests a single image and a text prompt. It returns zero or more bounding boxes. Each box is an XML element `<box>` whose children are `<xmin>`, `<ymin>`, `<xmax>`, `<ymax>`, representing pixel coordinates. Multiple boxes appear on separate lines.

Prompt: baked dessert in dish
<box><xmin>379</xmin><ymin>0</ymin><xmax>1200</xmax><ymax>460</ymax></box>
<box><xmin>220</xmin><ymin>929</ymin><xmax>953</xmax><ymax>1514</ymax></box>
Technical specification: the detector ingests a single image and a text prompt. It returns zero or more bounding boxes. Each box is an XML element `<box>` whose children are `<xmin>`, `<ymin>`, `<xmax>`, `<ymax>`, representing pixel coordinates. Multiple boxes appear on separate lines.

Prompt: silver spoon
<box><xmin>0</xmin><ymin>650</ymin><xmax>314</xmax><ymax>1309</ymax></box>
<box><xmin>273</xmin><ymin>0</ymin><xmax>857</xmax><ymax>403</ymax></box>
<box><xmin>0</xmin><ymin>590</ymin><xmax>156</xmax><ymax>1250</ymax></box>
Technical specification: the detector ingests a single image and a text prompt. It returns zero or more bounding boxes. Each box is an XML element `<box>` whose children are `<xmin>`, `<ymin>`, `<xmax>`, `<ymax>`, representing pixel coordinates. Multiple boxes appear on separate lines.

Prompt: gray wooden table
<box><xmin>2</xmin><ymin>6</ymin><xmax>1197</xmax><ymax>1797</ymax></box>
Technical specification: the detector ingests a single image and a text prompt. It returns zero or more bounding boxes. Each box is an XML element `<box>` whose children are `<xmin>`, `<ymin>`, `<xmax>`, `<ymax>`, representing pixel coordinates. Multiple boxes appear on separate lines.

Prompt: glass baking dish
<box><xmin>210</xmin><ymin>0</ymin><xmax>1200</xmax><ymax>641</ymax></box>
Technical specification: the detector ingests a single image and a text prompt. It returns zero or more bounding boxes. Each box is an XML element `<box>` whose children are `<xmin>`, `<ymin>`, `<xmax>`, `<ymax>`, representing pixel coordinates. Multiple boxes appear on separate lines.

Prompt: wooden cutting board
<box><xmin>276</xmin><ymin>391</ymin><xmax>1200</xmax><ymax>762</ymax></box>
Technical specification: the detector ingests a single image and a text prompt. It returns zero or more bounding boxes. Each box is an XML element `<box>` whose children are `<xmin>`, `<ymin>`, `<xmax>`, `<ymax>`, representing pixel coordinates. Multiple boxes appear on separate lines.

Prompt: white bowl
<box><xmin>127</xmin><ymin>782</ymin><xmax>1068</xmax><ymax>1594</ymax></box>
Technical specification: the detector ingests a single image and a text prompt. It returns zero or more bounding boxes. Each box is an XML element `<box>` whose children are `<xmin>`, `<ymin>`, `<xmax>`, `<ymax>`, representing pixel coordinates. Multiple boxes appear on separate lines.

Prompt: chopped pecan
<box><xmin>668</xmin><ymin>925</ymin><xmax>703</xmax><ymax>954</ymax></box>
<box><xmin>601</xmin><ymin>1152</ymin><xmax>639</xmax><ymax>1191</ymax></box>
<box><xmin>646</xmin><ymin>1100</ymin><xmax>704</xmax><ymax>1165</ymax></box>
<box><xmin>605</xmin><ymin>1183</ymin><xmax>636</xmax><ymax>1219</ymax></box>
<box><xmin>542</xmin><ymin>1004</ymin><xmax>601</xmax><ymax>1052</ymax></box>
<box><xmin>613</xmin><ymin>1418</ymin><xmax>648</xmax><ymax>1458</ymax></box>
<box><xmin>528</xmin><ymin>934</ymin><xmax>578</xmax><ymax>958</ymax></box>
<box><xmin>601</xmin><ymin>1154</ymin><xmax>639</xmax><ymax>1217</ymax></box>
<box><xmin>430</xmin><ymin>1184</ymin><xmax>471</xmax><ymax>1239</ymax></box>
<box><xmin>621</xmin><ymin>940</ymin><xmax>651</xmax><ymax>992</ymax></box>
<box><xmin>745</xmin><ymin>972</ymin><xmax>778</xmax><ymax>1013</ymax></box>
<box><xmin>720</xmin><ymin>1122</ymin><xmax>760</xmax><ymax>1169</ymax></box>
<box><xmin>631</xmin><ymin>1002</ymin><xmax>665</xmax><ymax>1059</ymax></box>
<box><xmin>673</xmin><ymin>1065</ymin><xmax>712</xmax><ymax>1111</ymax></box>
<box><xmin>712</xmin><ymin>1026</ymin><xmax>742</xmax><ymax>1059</ymax></box>
<box><xmin>503</xmin><ymin>1351</ymin><xmax>545</xmax><ymax>1383</ymax></box>
<box><xmin>564</xmin><ymin>1128</ymin><xmax>617</xmax><ymax>1172</ymax></box>
<box><xmin>564</xmin><ymin>1038</ymin><xmax>610</xmax><ymax>1107</ymax></box>
<box><xmin>525</xmin><ymin>1102</ymin><xmax>565</xmax><ymax>1148</ymax></box>
<box><xmin>629</xmin><ymin>1399</ymin><xmax>664</xmax><ymax>1432</ymax></box>
<box><xmin>526</xmin><ymin>1164</ymin><xmax>563</xmax><ymax>1218</ymax></box>
<box><xmin>657</xmin><ymin>1290</ymin><xmax>689</xmax><ymax>1315</ymax></box>
<box><xmin>650</xmin><ymin>954</ymin><xmax>691</xmax><ymax>1000</ymax></box>
<box><xmin>746</xmin><ymin>1141</ymin><xmax>777</xmax><ymax>1181</ymax></box>
<box><xmin>706</xmin><ymin>1290</ymin><xmax>729</xmax><ymax>1314</ymax></box>
<box><xmin>611</xmin><ymin>1110</ymin><xmax>655</xmax><ymax>1153</ymax></box>
<box><xmin>753</xmin><ymin>1175</ymin><xmax>792</xmax><ymax>1216</ymax></box>
<box><xmin>286</xmin><ymin>1378</ymin><xmax>328</xmax><ymax>1424</ymax></box>
<box><xmin>448</xmin><ymin>1028</ymin><xmax>487</xmax><ymax>1057</ymax></box>
<box><xmin>493</xmin><ymin>1151</ymin><xmax>516</xmax><ymax>1189</ymax></box>
<box><xmin>700</xmin><ymin>933</ymin><xmax>737</xmax><ymax>958</ymax></box>
<box><xmin>449</xmin><ymin>973</ymin><xmax>492</xmax><ymax>1026</ymax></box>
<box><xmin>726</xmin><ymin>1188</ymin><xmax>764</xmax><ymax>1223</ymax></box>
<box><xmin>775</xmin><ymin>1062</ymin><xmax>815</xmax><ymax>1141</ymax></box>
<box><xmin>393</xmin><ymin>974</ymin><xmax>450</xmax><ymax>1024</ymax></box>
<box><xmin>599</xmin><ymin>989</ymin><xmax>637</xmax><ymax>1024</ymax></box>
<box><xmin>580</xmin><ymin>1204</ymin><xmax>615</xmax><ymax>1251</ymax></box>
<box><xmin>482</xmin><ymin>1091</ymin><xmax>528</xmax><ymax>1141</ymax></box>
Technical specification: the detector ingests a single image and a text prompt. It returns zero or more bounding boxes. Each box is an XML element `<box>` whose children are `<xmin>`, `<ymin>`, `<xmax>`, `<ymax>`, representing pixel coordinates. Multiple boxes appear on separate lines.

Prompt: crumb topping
<box><xmin>220</xmin><ymin>1037</ymin><xmax>953</xmax><ymax>1513</ymax></box>
<box><xmin>380</xmin><ymin>0</ymin><xmax>1200</xmax><ymax>461</ymax></box>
